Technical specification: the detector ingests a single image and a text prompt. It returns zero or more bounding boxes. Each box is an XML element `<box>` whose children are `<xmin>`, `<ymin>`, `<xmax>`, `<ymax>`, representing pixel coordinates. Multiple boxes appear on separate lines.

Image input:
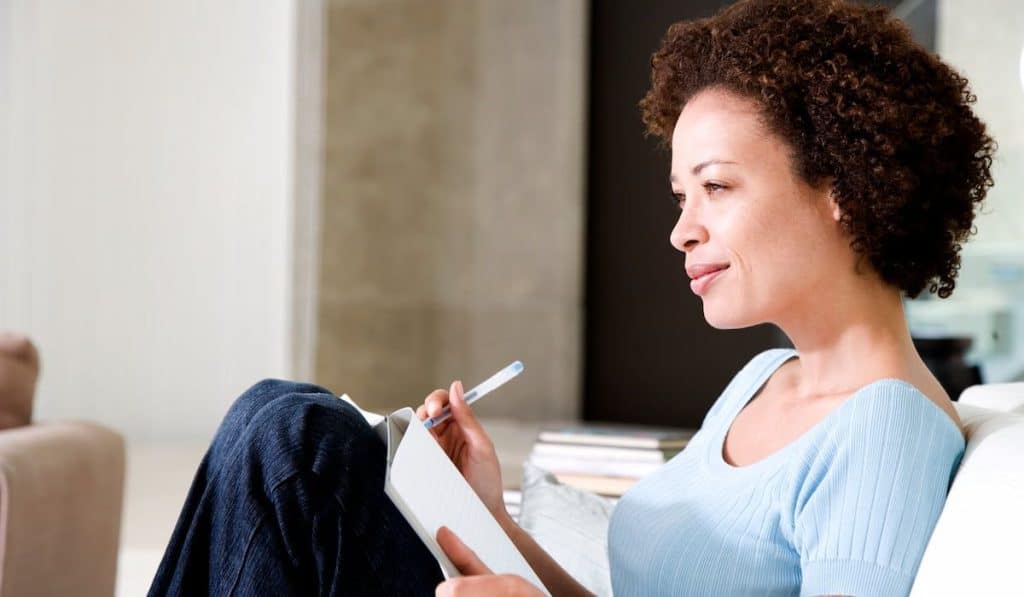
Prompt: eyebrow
<box><xmin>669</xmin><ymin>159</ymin><xmax>738</xmax><ymax>183</ymax></box>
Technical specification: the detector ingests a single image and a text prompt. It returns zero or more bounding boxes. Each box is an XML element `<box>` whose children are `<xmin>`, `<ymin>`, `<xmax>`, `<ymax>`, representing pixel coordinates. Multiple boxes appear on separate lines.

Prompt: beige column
<box><xmin>316</xmin><ymin>0</ymin><xmax>587</xmax><ymax>420</ymax></box>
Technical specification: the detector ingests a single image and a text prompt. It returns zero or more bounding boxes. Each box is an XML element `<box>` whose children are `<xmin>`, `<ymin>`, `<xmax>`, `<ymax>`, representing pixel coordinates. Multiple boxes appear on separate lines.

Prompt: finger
<box><xmin>436</xmin><ymin>576</ymin><xmax>511</xmax><ymax>597</ymax></box>
<box><xmin>429</xmin><ymin>417</ymin><xmax>453</xmax><ymax>435</ymax></box>
<box><xmin>420</xmin><ymin>399</ymin><xmax>453</xmax><ymax>430</ymax></box>
<box><xmin>447</xmin><ymin>380</ymin><xmax>492</xmax><ymax>448</ymax></box>
<box><xmin>436</xmin><ymin>526</ymin><xmax>492</xmax><ymax>576</ymax></box>
<box><xmin>425</xmin><ymin>389</ymin><xmax>450</xmax><ymax>418</ymax></box>
<box><xmin>435</xmin><ymin>579</ymin><xmax>454</xmax><ymax>597</ymax></box>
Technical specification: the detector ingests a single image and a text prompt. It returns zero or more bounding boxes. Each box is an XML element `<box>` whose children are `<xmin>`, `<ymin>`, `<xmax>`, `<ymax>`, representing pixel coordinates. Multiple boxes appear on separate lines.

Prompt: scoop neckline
<box><xmin>707</xmin><ymin>348</ymin><xmax>965</xmax><ymax>476</ymax></box>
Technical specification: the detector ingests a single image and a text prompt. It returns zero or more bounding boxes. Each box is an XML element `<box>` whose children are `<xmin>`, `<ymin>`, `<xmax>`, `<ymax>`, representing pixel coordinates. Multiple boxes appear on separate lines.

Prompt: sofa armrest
<box><xmin>0</xmin><ymin>421</ymin><xmax>125</xmax><ymax>597</ymax></box>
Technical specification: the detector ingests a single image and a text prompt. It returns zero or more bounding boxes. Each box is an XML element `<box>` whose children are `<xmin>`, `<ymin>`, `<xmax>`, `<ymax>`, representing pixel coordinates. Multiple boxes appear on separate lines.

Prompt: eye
<box><xmin>704</xmin><ymin>181</ymin><xmax>725</xmax><ymax>194</ymax></box>
<box><xmin>670</xmin><ymin>191</ymin><xmax>685</xmax><ymax>210</ymax></box>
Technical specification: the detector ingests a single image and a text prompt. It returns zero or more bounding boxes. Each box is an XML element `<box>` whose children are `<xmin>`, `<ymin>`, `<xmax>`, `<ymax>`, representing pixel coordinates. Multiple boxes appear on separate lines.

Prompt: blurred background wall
<box><xmin>316</xmin><ymin>0</ymin><xmax>586</xmax><ymax>420</ymax></box>
<box><xmin>1</xmin><ymin>1</ymin><xmax>303</xmax><ymax>439</ymax></box>
<box><xmin>901</xmin><ymin>0</ymin><xmax>1024</xmax><ymax>386</ymax></box>
<box><xmin>938</xmin><ymin>0</ymin><xmax>1024</xmax><ymax>243</ymax></box>
<box><xmin>0</xmin><ymin>0</ymin><xmax>586</xmax><ymax>439</ymax></box>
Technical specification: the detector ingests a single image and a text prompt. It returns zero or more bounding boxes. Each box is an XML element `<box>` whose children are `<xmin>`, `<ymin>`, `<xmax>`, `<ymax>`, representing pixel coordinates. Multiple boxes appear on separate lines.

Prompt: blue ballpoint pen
<box><xmin>423</xmin><ymin>361</ymin><xmax>524</xmax><ymax>429</ymax></box>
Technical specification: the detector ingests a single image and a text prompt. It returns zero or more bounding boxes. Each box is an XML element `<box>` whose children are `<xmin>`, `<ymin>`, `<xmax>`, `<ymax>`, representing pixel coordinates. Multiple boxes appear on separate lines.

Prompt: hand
<box><xmin>416</xmin><ymin>380</ymin><xmax>508</xmax><ymax>521</ymax></box>
<box><xmin>435</xmin><ymin>526</ymin><xmax>545</xmax><ymax>597</ymax></box>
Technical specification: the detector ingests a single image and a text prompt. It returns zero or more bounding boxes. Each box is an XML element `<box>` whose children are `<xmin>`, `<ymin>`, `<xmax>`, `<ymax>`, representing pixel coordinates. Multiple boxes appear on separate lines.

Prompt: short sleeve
<box><xmin>791</xmin><ymin>383</ymin><xmax>965</xmax><ymax>597</ymax></box>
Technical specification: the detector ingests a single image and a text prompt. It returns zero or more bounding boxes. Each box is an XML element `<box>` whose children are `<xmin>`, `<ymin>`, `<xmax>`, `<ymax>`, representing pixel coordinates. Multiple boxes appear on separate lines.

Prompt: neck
<box><xmin>773</xmin><ymin>270</ymin><xmax>921</xmax><ymax>399</ymax></box>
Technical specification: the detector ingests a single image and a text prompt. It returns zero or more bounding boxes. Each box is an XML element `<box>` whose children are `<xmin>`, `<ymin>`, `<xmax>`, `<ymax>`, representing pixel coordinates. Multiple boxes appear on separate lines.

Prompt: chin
<box><xmin>701</xmin><ymin>302</ymin><xmax>757</xmax><ymax>330</ymax></box>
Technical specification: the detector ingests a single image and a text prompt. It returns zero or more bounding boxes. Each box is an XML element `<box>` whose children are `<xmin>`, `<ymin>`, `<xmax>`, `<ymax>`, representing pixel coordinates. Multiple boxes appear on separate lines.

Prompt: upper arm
<box><xmin>792</xmin><ymin>385</ymin><xmax>964</xmax><ymax>597</ymax></box>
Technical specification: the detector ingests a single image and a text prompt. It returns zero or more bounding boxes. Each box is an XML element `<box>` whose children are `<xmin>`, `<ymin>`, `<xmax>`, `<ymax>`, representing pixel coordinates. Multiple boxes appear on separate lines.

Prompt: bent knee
<box><xmin>230</xmin><ymin>378</ymin><xmax>330</xmax><ymax>417</ymax></box>
<box><xmin>253</xmin><ymin>391</ymin><xmax>370</xmax><ymax>434</ymax></box>
<box><xmin>243</xmin><ymin>392</ymin><xmax>381</xmax><ymax>476</ymax></box>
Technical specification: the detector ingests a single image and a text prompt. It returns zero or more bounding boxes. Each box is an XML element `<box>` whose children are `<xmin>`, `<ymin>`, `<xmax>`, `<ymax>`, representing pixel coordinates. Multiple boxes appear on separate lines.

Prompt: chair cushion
<box><xmin>0</xmin><ymin>421</ymin><xmax>125</xmax><ymax>597</ymax></box>
<box><xmin>911</xmin><ymin>386</ymin><xmax>1024</xmax><ymax>595</ymax></box>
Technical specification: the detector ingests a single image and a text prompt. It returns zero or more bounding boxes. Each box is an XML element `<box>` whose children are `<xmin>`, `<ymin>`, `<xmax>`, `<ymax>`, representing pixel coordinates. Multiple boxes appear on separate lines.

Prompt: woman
<box><xmin>149</xmin><ymin>0</ymin><xmax>994</xmax><ymax>595</ymax></box>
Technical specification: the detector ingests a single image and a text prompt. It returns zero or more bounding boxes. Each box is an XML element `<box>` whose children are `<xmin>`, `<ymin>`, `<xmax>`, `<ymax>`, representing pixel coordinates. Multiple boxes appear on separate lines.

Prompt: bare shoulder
<box><xmin>841</xmin><ymin>355</ymin><xmax>963</xmax><ymax>434</ymax></box>
<box><xmin>907</xmin><ymin>372</ymin><xmax>964</xmax><ymax>432</ymax></box>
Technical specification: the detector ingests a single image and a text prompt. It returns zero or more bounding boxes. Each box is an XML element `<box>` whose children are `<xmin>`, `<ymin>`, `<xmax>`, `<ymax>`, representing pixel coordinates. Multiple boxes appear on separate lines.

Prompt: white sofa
<box><xmin>910</xmin><ymin>382</ymin><xmax>1024</xmax><ymax>596</ymax></box>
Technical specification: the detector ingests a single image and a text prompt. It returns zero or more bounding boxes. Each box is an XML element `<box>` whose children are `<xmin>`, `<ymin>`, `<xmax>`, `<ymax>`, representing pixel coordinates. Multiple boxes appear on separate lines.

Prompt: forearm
<box><xmin>496</xmin><ymin>512</ymin><xmax>594</xmax><ymax>597</ymax></box>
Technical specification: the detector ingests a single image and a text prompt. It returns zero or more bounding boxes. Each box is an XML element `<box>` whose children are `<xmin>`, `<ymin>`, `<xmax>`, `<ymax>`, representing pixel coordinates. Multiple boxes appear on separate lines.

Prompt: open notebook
<box><xmin>338</xmin><ymin>394</ymin><xmax>548</xmax><ymax>594</ymax></box>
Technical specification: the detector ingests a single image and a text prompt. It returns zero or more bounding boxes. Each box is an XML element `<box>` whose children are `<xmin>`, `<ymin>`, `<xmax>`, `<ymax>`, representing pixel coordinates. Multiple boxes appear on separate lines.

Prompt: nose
<box><xmin>669</xmin><ymin>206</ymin><xmax>708</xmax><ymax>253</ymax></box>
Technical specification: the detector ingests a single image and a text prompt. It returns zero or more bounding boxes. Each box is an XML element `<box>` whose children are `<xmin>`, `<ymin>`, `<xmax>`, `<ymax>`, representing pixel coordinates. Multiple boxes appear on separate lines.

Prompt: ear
<box><xmin>826</xmin><ymin>186</ymin><xmax>842</xmax><ymax>223</ymax></box>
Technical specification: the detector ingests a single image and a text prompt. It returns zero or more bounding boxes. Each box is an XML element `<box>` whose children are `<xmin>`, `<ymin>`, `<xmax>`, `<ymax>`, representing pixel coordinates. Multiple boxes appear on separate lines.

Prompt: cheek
<box><xmin>716</xmin><ymin>208</ymin><xmax>778</xmax><ymax>274</ymax></box>
<box><xmin>717</xmin><ymin>206</ymin><xmax>821</xmax><ymax>301</ymax></box>
<box><xmin>748</xmin><ymin>216</ymin><xmax>838</xmax><ymax>305</ymax></box>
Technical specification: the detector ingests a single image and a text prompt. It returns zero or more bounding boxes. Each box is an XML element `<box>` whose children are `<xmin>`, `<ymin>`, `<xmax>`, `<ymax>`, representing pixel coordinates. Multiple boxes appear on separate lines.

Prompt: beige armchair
<box><xmin>0</xmin><ymin>421</ymin><xmax>125</xmax><ymax>597</ymax></box>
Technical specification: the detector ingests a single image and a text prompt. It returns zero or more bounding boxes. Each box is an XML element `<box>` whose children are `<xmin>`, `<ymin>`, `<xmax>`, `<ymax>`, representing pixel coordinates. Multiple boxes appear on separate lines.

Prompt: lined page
<box><xmin>385</xmin><ymin>408</ymin><xmax>548</xmax><ymax>594</ymax></box>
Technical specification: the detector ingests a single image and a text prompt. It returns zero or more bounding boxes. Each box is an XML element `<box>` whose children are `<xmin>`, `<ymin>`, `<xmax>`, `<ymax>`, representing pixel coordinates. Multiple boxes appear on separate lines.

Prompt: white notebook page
<box><xmin>385</xmin><ymin>408</ymin><xmax>548</xmax><ymax>594</ymax></box>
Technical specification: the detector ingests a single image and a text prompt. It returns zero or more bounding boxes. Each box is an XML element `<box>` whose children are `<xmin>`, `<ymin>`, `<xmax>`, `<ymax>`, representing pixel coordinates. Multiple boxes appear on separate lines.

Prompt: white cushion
<box><xmin>517</xmin><ymin>462</ymin><xmax>615</xmax><ymax>597</ymax></box>
<box><xmin>911</xmin><ymin>384</ymin><xmax>1024</xmax><ymax>596</ymax></box>
<box><xmin>959</xmin><ymin>381</ymin><xmax>1024</xmax><ymax>413</ymax></box>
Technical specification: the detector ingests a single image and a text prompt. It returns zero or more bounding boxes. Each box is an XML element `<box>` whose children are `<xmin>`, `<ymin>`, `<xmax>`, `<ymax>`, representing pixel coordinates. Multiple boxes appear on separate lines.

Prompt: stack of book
<box><xmin>527</xmin><ymin>425</ymin><xmax>696</xmax><ymax>497</ymax></box>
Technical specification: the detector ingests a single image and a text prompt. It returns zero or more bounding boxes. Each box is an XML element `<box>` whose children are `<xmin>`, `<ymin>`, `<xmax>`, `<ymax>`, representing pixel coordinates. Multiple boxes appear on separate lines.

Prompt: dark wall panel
<box><xmin>583</xmin><ymin>0</ymin><xmax>781</xmax><ymax>428</ymax></box>
<box><xmin>581</xmin><ymin>0</ymin><xmax>935</xmax><ymax>427</ymax></box>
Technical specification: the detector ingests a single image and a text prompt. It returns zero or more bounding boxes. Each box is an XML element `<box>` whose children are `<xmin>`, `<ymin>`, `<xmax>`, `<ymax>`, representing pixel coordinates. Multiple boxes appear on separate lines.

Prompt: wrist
<box><xmin>493</xmin><ymin>506</ymin><xmax>520</xmax><ymax>536</ymax></box>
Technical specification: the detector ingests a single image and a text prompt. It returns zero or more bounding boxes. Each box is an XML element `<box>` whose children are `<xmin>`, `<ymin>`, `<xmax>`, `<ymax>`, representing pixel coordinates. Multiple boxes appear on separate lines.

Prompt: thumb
<box><xmin>437</xmin><ymin>526</ymin><xmax>492</xmax><ymax>576</ymax></box>
<box><xmin>448</xmin><ymin>380</ymin><xmax>490</xmax><ymax>445</ymax></box>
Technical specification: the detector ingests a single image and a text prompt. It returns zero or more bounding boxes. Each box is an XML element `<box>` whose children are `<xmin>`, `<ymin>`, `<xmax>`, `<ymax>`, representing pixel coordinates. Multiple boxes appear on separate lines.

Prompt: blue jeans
<box><xmin>148</xmin><ymin>379</ymin><xmax>445</xmax><ymax>596</ymax></box>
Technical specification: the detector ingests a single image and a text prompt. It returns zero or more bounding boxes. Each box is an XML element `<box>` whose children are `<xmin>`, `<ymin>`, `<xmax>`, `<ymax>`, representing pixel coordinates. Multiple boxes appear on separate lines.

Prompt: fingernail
<box><xmin>455</xmin><ymin>381</ymin><xmax>464</xmax><ymax>399</ymax></box>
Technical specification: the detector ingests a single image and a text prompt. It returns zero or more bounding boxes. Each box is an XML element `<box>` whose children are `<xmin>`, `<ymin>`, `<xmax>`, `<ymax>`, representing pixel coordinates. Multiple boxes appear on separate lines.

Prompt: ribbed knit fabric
<box><xmin>607</xmin><ymin>348</ymin><xmax>965</xmax><ymax>597</ymax></box>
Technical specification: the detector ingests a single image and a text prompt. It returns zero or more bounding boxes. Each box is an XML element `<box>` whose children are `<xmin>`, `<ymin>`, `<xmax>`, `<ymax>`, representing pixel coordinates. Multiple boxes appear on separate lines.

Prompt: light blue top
<box><xmin>607</xmin><ymin>348</ymin><xmax>965</xmax><ymax>597</ymax></box>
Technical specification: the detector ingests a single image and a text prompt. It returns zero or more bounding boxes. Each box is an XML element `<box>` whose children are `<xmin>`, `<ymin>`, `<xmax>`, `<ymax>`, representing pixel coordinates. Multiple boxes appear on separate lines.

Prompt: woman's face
<box><xmin>669</xmin><ymin>87</ymin><xmax>849</xmax><ymax>329</ymax></box>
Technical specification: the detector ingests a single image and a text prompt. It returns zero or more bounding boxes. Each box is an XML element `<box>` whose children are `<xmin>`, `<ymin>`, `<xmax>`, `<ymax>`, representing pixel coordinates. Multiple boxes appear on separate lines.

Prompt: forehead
<box><xmin>670</xmin><ymin>89</ymin><xmax>771</xmax><ymax>172</ymax></box>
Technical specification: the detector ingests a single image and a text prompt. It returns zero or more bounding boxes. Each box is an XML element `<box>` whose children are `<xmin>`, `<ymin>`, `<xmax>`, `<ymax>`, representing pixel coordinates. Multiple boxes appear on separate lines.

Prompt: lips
<box><xmin>687</xmin><ymin>263</ymin><xmax>729</xmax><ymax>296</ymax></box>
<box><xmin>686</xmin><ymin>263</ymin><xmax>730</xmax><ymax>280</ymax></box>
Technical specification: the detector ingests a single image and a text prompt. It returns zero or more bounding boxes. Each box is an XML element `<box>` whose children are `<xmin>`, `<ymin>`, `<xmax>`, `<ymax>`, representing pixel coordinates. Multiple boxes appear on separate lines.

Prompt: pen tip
<box><xmin>512</xmin><ymin>360</ymin><xmax>523</xmax><ymax>373</ymax></box>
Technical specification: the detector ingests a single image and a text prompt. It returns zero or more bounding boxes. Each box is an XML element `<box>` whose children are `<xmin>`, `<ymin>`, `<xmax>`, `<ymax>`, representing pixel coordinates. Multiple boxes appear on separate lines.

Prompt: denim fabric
<box><xmin>148</xmin><ymin>379</ymin><xmax>445</xmax><ymax>596</ymax></box>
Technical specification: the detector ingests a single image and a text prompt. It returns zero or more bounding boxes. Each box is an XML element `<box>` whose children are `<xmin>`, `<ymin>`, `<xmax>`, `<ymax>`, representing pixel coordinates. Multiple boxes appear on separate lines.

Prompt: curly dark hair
<box><xmin>640</xmin><ymin>0</ymin><xmax>995</xmax><ymax>299</ymax></box>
